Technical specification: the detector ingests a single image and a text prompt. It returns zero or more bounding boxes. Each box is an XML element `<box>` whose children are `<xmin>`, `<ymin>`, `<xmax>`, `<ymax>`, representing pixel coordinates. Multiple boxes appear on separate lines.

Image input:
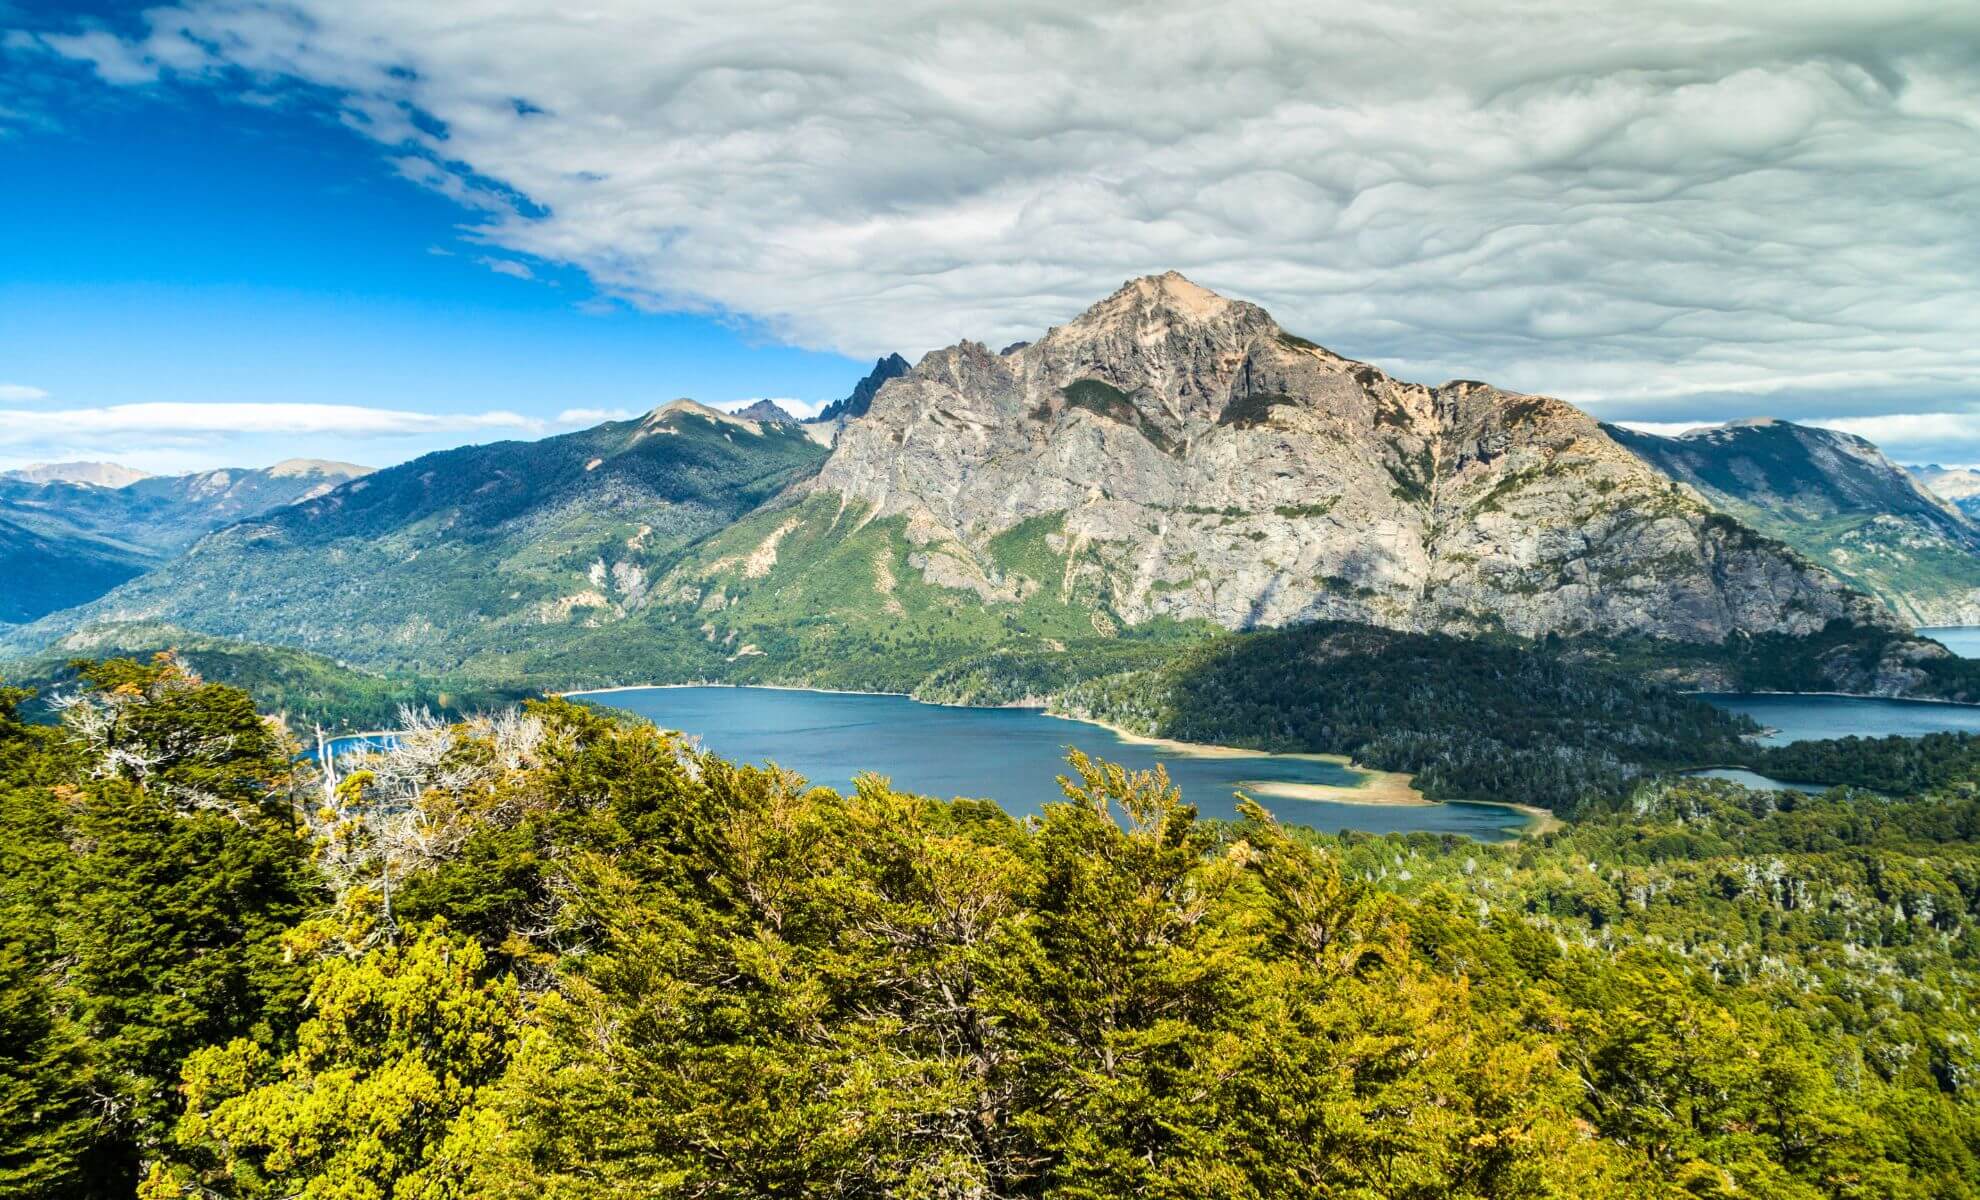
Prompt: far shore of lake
<box><xmin>564</xmin><ymin>681</ymin><xmax>1562</xmax><ymax>838</ymax></box>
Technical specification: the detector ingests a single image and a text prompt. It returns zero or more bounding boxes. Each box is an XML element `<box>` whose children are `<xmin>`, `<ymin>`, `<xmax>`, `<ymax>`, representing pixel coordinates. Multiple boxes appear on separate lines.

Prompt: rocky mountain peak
<box><xmin>1073</xmin><ymin>270</ymin><xmax>1237</xmax><ymax>326</ymax></box>
<box><xmin>813</xmin><ymin>353</ymin><xmax>913</xmax><ymax>424</ymax></box>
<box><xmin>802</xmin><ymin>272</ymin><xmax>1894</xmax><ymax>645</ymax></box>
<box><xmin>1047</xmin><ymin>272</ymin><xmax>1279</xmax><ymax>353</ymax></box>
<box><xmin>731</xmin><ymin>399</ymin><xmax>798</xmax><ymax>425</ymax></box>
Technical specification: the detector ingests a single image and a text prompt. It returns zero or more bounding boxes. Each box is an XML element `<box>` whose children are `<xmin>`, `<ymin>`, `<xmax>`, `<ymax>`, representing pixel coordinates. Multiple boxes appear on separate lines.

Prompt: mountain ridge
<box><xmin>1</xmin><ymin>461</ymin><xmax>152</xmax><ymax>488</ymax></box>
<box><xmin>1609</xmin><ymin>420</ymin><xmax>1980</xmax><ymax>625</ymax></box>
<box><xmin>9</xmin><ymin>273</ymin><xmax>1969</xmax><ymax>703</ymax></box>
<box><xmin>733</xmin><ymin>272</ymin><xmax>1891</xmax><ymax>643</ymax></box>
<box><xmin>0</xmin><ymin>404</ymin><xmax>828</xmax><ymax>680</ymax></box>
<box><xmin>1913</xmin><ymin>464</ymin><xmax>1980</xmax><ymax>520</ymax></box>
<box><xmin>0</xmin><ymin>459</ymin><xmax>377</xmax><ymax>623</ymax></box>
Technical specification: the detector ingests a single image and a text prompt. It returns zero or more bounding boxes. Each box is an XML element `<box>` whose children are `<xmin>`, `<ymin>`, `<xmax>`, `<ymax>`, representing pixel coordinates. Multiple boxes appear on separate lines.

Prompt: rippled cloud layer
<box><xmin>14</xmin><ymin>1</ymin><xmax>1980</xmax><ymax>461</ymax></box>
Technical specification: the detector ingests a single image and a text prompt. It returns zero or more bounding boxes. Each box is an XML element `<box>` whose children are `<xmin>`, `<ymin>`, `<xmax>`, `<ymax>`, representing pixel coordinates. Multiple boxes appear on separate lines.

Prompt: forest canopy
<box><xmin>2</xmin><ymin>656</ymin><xmax>1977</xmax><ymax>1198</ymax></box>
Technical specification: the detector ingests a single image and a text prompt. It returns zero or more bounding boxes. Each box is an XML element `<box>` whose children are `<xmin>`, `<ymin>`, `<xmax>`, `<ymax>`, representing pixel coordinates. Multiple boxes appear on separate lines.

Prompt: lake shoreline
<box><xmin>1692</xmin><ymin>688</ymin><xmax>1980</xmax><ymax>709</ymax></box>
<box><xmin>570</xmin><ymin>681</ymin><xmax>1559</xmax><ymax>838</ymax></box>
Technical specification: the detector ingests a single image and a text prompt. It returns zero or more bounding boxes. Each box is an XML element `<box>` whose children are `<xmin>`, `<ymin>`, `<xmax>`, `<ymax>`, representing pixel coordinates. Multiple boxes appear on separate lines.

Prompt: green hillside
<box><xmin>1</xmin><ymin>403</ymin><xmax>830</xmax><ymax>683</ymax></box>
<box><xmin>2</xmin><ymin>622</ymin><xmax>518</xmax><ymax>731</ymax></box>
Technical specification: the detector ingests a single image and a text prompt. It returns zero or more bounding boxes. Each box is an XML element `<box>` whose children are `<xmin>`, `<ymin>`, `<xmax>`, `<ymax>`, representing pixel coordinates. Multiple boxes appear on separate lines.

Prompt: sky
<box><xmin>4</xmin><ymin>0</ymin><xmax>1980</xmax><ymax>474</ymax></box>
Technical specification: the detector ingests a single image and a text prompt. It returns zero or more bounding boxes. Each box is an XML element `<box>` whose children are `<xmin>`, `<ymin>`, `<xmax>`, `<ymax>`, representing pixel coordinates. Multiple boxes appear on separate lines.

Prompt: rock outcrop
<box><xmin>811</xmin><ymin>353</ymin><xmax>912</xmax><ymax>424</ymax></box>
<box><xmin>805</xmin><ymin>272</ymin><xmax>1890</xmax><ymax>642</ymax></box>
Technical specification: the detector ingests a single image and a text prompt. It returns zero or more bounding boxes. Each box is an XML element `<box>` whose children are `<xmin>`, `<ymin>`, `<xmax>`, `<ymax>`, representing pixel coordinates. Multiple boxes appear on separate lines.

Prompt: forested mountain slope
<box><xmin>0</xmin><ymin>403</ymin><xmax>828</xmax><ymax>681</ymax></box>
<box><xmin>1611</xmin><ymin>419</ymin><xmax>1980</xmax><ymax>624</ymax></box>
<box><xmin>0</xmin><ymin>459</ymin><xmax>373</xmax><ymax>622</ymax></box>
<box><xmin>0</xmin><ymin>510</ymin><xmax>153</xmax><ymax>623</ymax></box>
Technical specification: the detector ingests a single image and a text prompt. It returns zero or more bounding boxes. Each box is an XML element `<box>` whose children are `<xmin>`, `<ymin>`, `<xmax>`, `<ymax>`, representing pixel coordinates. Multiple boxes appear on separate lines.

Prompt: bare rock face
<box><xmin>810</xmin><ymin>272</ymin><xmax>1889</xmax><ymax>642</ymax></box>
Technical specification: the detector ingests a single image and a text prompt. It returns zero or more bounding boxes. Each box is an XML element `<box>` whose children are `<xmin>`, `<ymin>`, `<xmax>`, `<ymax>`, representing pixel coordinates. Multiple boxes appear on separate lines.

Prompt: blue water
<box><xmin>1701</xmin><ymin>693</ymin><xmax>1980</xmax><ymax>746</ymax></box>
<box><xmin>571</xmin><ymin>686</ymin><xmax>1532</xmax><ymax>840</ymax></box>
<box><xmin>1920</xmin><ymin>626</ymin><xmax>1980</xmax><ymax>659</ymax></box>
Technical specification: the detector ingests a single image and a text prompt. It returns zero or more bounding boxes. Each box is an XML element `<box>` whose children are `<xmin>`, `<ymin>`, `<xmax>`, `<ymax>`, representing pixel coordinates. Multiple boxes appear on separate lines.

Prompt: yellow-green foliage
<box><xmin>6</xmin><ymin>668</ymin><xmax>1980</xmax><ymax>1198</ymax></box>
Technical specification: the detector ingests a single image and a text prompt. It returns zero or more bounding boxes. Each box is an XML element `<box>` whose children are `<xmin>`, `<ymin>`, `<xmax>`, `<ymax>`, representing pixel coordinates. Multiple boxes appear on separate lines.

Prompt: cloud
<box><xmin>23</xmin><ymin>29</ymin><xmax>161</xmax><ymax>84</ymax></box>
<box><xmin>477</xmin><ymin>256</ymin><xmax>535</xmax><ymax>280</ymax></box>
<box><xmin>0</xmin><ymin>402</ymin><xmax>539</xmax><ymax>447</ymax></box>
<box><xmin>0</xmin><ymin>383</ymin><xmax>48</xmax><ymax>402</ymax></box>
<box><xmin>554</xmin><ymin>407</ymin><xmax>637</xmax><ymax>425</ymax></box>
<box><xmin>0</xmin><ymin>401</ymin><xmax>547</xmax><ymax>475</ymax></box>
<box><xmin>17</xmin><ymin>1</ymin><xmax>1980</xmax><ymax>425</ymax></box>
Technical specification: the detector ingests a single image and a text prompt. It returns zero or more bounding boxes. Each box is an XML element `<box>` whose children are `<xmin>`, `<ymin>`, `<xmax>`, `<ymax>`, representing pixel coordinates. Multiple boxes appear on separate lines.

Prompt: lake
<box><xmin>570</xmin><ymin>686</ymin><xmax>1535</xmax><ymax>840</ymax></box>
<box><xmin>1701</xmin><ymin>692</ymin><xmax>1980</xmax><ymax>746</ymax></box>
<box><xmin>1692</xmin><ymin>627</ymin><xmax>1980</xmax><ymax>745</ymax></box>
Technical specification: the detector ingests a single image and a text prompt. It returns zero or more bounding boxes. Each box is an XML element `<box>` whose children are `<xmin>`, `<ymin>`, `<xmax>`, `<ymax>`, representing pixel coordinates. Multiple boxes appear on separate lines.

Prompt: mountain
<box><xmin>730</xmin><ymin>399</ymin><xmax>798</xmax><ymax>425</ymax></box>
<box><xmin>0</xmin><ymin>512</ymin><xmax>153</xmax><ymax>623</ymax></box>
<box><xmin>1912</xmin><ymin>464</ymin><xmax>1980</xmax><ymax>519</ymax></box>
<box><xmin>811</xmin><ymin>353</ymin><xmax>911</xmax><ymax>424</ymax></box>
<box><xmin>1609</xmin><ymin>420</ymin><xmax>1980</xmax><ymax>625</ymax></box>
<box><xmin>11</xmin><ymin>274</ymin><xmax>1961</xmax><ymax>702</ymax></box>
<box><xmin>1</xmin><ymin>461</ymin><xmax>151</xmax><ymax>487</ymax></box>
<box><xmin>0</xmin><ymin>459</ymin><xmax>376</xmax><ymax>623</ymax></box>
<box><xmin>0</xmin><ymin>458</ymin><xmax>373</xmax><ymax>556</ymax></box>
<box><xmin>127</xmin><ymin>458</ymin><xmax>373</xmax><ymax>533</ymax></box>
<box><xmin>665</xmin><ymin>273</ymin><xmax>1890</xmax><ymax>666</ymax></box>
<box><xmin>0</xmin><ymin>402</ymin><xmax>827</xmax><ymax>681</ymax></box>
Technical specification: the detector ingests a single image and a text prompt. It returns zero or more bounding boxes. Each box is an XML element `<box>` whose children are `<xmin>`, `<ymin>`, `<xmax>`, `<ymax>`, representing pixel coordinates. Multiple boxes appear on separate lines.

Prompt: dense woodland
<box><xmin>12</xmin><ymin>609</ymin><xmax>1973</xmax><ymax>817</ymax></box>
<box><xmin>1040</xmin><ymin>622</ymin><xmax>1765</xmax><ymax>814</ymax></box>
<box><xmin>4</xmin><ymin>656</ymin><xmax>1980</xmax><ymax>1197</ymax></box>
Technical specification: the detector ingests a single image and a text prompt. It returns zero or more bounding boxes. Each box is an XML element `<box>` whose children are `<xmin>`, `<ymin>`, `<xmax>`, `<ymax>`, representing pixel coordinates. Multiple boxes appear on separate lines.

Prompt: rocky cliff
<box><xmin>784</xmin><ymin>273</ymin><xmax>1887</xmax><ymax>642</ymax></box>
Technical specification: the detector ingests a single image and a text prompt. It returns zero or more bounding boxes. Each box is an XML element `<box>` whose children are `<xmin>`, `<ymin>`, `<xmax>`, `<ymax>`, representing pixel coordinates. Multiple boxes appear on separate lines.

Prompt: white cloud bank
<box><xmin>15</xmin><ymin>2</ymin><xmax>1980</xmax><ymax>440</ymax></box>
<box><xmin>0</xmin><ymin>402</ymin><xmax>546</xmax><ymax>474</ymax></box>
<box><xmin>0</xmin><ymin>402</ymin><xmax>539</xmax><ymax>445</ymax></box>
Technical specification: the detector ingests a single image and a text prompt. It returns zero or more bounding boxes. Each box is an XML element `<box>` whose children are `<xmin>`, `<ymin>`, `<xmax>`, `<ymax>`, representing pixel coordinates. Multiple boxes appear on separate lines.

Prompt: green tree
<box><xmin>150</xmin><ymin>921</ymin><xmax>522</xmax><ymax>1200</ymax></box>
<box><xmin>0</xmin><ymin>941</ymin><xmax>94</xmax><ymax>1200</ymax></box>
<box><xmin>41</xmin><ymin>657</ymin><xmax>315</xmax><ymax>1190</ymax></box>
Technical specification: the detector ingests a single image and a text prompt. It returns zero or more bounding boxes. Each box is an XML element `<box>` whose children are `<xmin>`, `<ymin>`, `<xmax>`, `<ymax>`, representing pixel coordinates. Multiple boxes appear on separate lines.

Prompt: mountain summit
<box><xmin>9</xmin><ymin>274</ymin><xmax>1952</xmax><ymax>697</ymax></box>
<box><xmin>692</xmin><ymin>272</ymin><xmax>1888</xmax><ymax>644</ymax></box>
